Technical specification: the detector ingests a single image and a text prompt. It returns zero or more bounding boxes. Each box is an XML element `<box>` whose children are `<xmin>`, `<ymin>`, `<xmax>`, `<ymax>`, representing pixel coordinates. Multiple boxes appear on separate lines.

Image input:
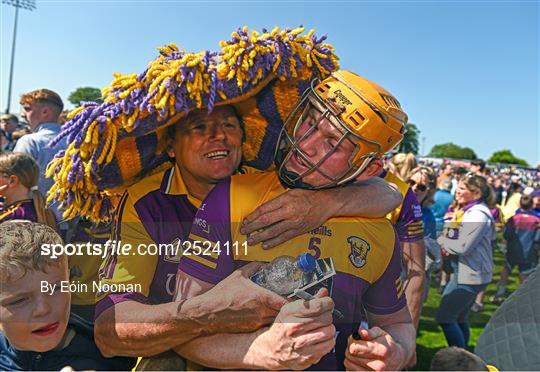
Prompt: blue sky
<box><xmin>1</xmin><ymin>1</ymin><xmax>538</xmax><ymax>165</ymax></box>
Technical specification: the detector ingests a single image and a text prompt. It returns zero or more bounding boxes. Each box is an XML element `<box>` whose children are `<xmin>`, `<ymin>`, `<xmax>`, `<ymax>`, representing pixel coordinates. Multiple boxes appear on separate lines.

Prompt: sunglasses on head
<box><xmin>407</xmin><ymin>179</ymin><xmax>428</xmax><ymax>192</ymax></box>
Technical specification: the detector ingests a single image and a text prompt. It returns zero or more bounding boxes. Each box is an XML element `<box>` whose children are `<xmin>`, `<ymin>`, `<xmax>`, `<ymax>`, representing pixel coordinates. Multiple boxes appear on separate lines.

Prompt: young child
<box><xmin>0</xmin><ymin>153</ymin><xmax>56</xmax><ymax>229</ymax></box>
<box><xmin>492</xmin><ymin>194</ymin><xmax>540</xmax><ymax>302</ymax></box>
<box><xmin>0</xmin><ymin>220</ymin><xmax>135</xmax><ymax>370</ymax></box>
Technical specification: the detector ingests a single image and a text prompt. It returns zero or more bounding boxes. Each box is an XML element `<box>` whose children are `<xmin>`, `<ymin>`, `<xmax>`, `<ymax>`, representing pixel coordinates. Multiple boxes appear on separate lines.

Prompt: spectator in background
<box><xmin>408</xmin><ymin>166</ymin><xmax>439</xmax><ymax>302</ymax></box>
<box><xmin>471</xmin><ymin>159</ymin><xmax>487</xmax><ymax>177</ymax></box>
<box><xmin>409</xmin><ymin>166</ymin><xmax>437</xmax><ymax>239</ymax></box>
<box><xmin>491</xmin><ymin>177</ymin><xmax>504</xmax><ymax>205</ymax></box>
<box><xmin>58</xmin><ymin>110</ymin><xmax>70</xmax><ymax>125</ymax></box>
<box><xmin>0</xmin><ymin>129</ymin><xmax>8</xmax><ymax>153</ymax></box>
<box><xmin>532</xmin><ymin>189</ymin><xmax>540</xmax><ymax>218</ymax></box>
<box><xmin>378</xmin><ymin>164</ymin><xmax>426</xmax><ymax>333</ymax></box>
<box><xmin>432</xmin><ymin>178</ymin><xmax>454</xmax><ymax>234</ymax></box>
<box><xmin>0</xmin><ymin>114</ymin><xmax>20</xmax><ymax>151</ymax></box>
<box><xmin>389</xmin><ymin>152</ymin><xmax>417</xmax><ymax>181</ymax></box>
<box><xmin>10</xmin><ymin>127</ymin><xmax>31</xmax><ymax>144</ymax></box>
<box><xmin>437</xmin><ymin>162</ymin><xmax>453</xmax><ymax>189</ymax></box>
<box><xmin>501</xmin><ymin>182</ymin><xmax>523</xmax><ymax>220</ymax></box>
<box><xmin>0</xmin><ymin>152</ymin><xmax>57</xmax><ymax>229</ymax></box>
<box><xmin>436</xmin><ymin>174</ymin><xmax>495</xmax><ymax>349</ymax></box>
<box><xmin>492</xmin><ymin>195</ymin><xmax>540</xmax><ymax>303</ymax></box>
<box><xmin>451</xmin><ymin>167</ymin><xmax>468</xmax><ymax>195</ymax></box>
<box><xmin>13</xmin><ymin>89</ymin><xmax>68</xmax><ymax>236</ymax></box>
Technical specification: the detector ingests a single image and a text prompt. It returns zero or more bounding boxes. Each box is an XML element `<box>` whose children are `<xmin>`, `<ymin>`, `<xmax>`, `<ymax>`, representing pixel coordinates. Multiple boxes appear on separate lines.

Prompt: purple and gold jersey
<box><xmin>70</xmin><ymin>221</ymin><xmax>112</xmax><ymax>306</ymax></box>
<box><xmin>383</xmin><ymin>170</ymin><xmax>424</xmax><ymax>242</ymax></box>
<box><xmin>0</xmin><ymin>199</ymin><xmax>37</xmax><ymax>223</ymax></box>
<box><xmin>96</xmin><ymin>164</ymin><xmax>200</xmax><ymax>319</ymax></box>
<box><xmin>179</xmin><ymin>172</ymin><xmax>406</xmax><ymax>370</ymax></box>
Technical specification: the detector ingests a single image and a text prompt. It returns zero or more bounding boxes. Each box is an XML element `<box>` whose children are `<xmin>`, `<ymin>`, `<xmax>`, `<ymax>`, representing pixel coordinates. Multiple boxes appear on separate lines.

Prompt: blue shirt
<box><xmin>0</xmin><ymin>313</ymin><xmax>135</xmax><ymax>371</ymax></box>
<box><xmin>422</xmin><ymin>206</ymin><xmax>437</xmax><ymax>239</ymax></box>
<box><xmin>431</xmin><ymin>189</ymin><xmax>454</xmax><ymax>232</ymax></box>
<box><xmin>13</xmin><ymin>122</ymin><xmax>67</xmax><ymax>225</ymax></box>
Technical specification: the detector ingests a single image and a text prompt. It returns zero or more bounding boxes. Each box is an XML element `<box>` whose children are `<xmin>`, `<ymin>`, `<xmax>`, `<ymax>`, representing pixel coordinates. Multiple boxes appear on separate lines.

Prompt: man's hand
<box><xmin>195</xmin><ymin>262</ymin><xmax>288</xmax><ymax>333</ymax></box>
<box><xmin>344</xmin><ymin>327</ymin><xmax>408</xmax><ymax>371</ymax></box>
<box><xmin>240</xmin><ymin>188</ymin><xmax>334</xmax><ymax>249</ymax></box>
<box><xmin>247</xmin><ymin>288</ymin><xmax>336</xmax><ymax>370</ymax></box>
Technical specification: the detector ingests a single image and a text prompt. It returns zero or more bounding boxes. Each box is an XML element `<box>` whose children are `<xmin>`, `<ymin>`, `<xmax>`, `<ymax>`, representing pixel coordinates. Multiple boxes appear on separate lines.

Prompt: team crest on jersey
<box><xmin>347</xmin><ymin>236</ymin><xmax>370</xmax><ymax>268</ymax></box>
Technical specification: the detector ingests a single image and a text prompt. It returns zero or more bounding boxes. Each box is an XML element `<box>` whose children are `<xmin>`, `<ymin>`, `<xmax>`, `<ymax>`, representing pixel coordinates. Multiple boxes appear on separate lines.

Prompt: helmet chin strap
<box><xmin>278</xmin><ymin>168</ymin><xmax>319</xmax><ymax>189</ymax></box>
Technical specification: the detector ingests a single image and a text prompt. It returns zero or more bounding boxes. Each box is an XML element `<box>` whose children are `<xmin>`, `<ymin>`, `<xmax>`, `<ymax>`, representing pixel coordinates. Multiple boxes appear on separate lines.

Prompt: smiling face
<box><xmin>168</xmin><ymin>106</ymin><xmax>243</xmax><ymax>199</ymax></box>
<box><xmin>455</xmin><ymin>180</ymin><xmax>481</xmax><ymax>207</ymax></box>
<box><xmin>0</xmin><ymin>258</ymin><xmax>70</xmax><ymax>352</ymax></box>
<box><xmin>408</xmin><ymin>171</ymin><xmax>430</xmax><ymax>204</ymax></box>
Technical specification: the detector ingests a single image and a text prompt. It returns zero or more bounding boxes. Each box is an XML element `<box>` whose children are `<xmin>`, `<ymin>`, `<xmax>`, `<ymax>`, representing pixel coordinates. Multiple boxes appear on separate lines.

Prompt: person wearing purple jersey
<box><xmin>492</xmin><ymin>195</ymin><xmax>540</xmax><ymax>303</ymax></box>
<box><xmin>0</xmin><ymin>153</ymin><xmax>56</xmax><ymax>228</ymax></box>
<box><xmin>376</xmin><ymin>167</ymin><xmax>426</xmax><ymax>337</ymax></box>
<box><xmin>175</xmin><ymin>70</ymin><xmax>416</xmax><ymax>370</ymax></box>
<box><xmin>47</xmin><ymin>27</ymin><xmax>403</xmax><ymax>361</ymax></box>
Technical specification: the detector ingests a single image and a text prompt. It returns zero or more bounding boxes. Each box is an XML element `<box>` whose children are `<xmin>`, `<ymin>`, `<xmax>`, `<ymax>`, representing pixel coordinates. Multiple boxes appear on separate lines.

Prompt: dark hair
<box><xmin>430</xmin><ymin>347</ymin><xmax>489</xmax><ymax>371</ymax></box>
<box><xmin>456</xmin><ymin>167</ymin><xmax>468</xmax><ymax>177</ymax></box>
<box><xmin>0</xmin><ymin>114</ymin><xmax>18</xmax><ymax>125</ymax></box>
<box><xmin>471</xmin><ymin>159</ymin><xmax>486</xmax><ymax>172</ymax></box>
<box><xmin>504</xmin><ymin>182</ymin><xmax>523</xmax><ymax>205</ymax></box>
<box><xmin>520</xmin><ymin>195</ymin><xmax>533</xmax><ymax>210</ymax></box>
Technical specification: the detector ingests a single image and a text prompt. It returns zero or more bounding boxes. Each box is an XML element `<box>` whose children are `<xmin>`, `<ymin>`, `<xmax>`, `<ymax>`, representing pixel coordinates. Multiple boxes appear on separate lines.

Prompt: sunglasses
<box><xmin>407</xmin><ymin>179</ymin><xmax>428</xmax><ymax>192</ymax></box>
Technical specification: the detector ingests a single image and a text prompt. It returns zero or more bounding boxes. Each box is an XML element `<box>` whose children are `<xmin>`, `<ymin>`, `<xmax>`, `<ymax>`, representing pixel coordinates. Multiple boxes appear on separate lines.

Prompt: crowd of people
<box><xmin>0</xmin><ymin>26</ymin><xmax>538</xmax><ymax>371</ymax></box>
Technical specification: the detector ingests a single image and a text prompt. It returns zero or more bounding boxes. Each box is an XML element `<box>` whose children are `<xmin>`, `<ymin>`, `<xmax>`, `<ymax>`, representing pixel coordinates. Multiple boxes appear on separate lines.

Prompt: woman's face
<box><xmin>408</xmin><ymin>171</ymin><xmax>430</xmax><ymax>204</ymax></box>
<box><xmin>455</xmin><ymin>180</ymin><xmax>481</xmax><ymax>206</ymax></box>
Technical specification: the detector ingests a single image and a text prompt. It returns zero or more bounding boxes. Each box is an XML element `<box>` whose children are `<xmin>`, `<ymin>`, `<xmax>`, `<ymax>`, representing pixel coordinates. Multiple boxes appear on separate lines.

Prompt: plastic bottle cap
<box><xmin>297</xmin><ymin>253</ymin><xmax>317</xmax><ymax>272</ymax></box>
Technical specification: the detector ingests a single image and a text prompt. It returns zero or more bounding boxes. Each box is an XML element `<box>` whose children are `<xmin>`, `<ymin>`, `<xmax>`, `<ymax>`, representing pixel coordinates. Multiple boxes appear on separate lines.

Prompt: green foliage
<box><xmin>68</xmin><ymin>87</ymin><xmax>102</xmax><ymax>106</ymax></box>
<box><xmin>428</xmin><ymin>142</ymin><xmax>477</xmax><ymax>160</ymax></box>
<box><xmin>398</xmin><ymin>123</ymin><xmax>420</xmax><ymax>154</ymax></box>
<box><xmin>488</xmin><ymin>149</ymin><xmax>528</xmax><ymax>166</ymax></box>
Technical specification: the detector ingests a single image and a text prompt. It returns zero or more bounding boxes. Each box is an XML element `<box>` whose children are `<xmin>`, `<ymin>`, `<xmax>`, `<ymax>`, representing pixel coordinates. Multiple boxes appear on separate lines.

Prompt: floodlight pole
<box><xmin>5</xmin><ymin>0</ymin><xmax>20</xmax><ymax>114</ymax></box>
<box><xmin>3</xmin><ymin>0</ymin><xmax>36</xmax><ymax>114</ymax></box>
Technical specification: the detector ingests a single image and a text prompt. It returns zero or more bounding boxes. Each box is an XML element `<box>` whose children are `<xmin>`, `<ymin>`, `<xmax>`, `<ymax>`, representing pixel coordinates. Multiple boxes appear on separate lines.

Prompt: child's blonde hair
<box><xmin>0</xmin><ymin>220</ymin><xmax>64</xmax><ymax>282</ymax></box>
<box><xmin>0</xmin><ymin>152</ymin><xmax>57</xmax><ymax>229</ymax></box>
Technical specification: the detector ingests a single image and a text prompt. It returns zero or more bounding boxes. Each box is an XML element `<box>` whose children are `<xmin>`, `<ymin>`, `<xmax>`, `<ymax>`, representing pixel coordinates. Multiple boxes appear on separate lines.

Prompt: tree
<box><xmin>488</xmin><ymin>149</ymin><xmax>528</xmax><ymax>166</ymax></box>
<box><xmin>428</xmin><ymin>142</ymin><xmax>477</xmax><ymax>160</ymax></box>
<box><xmin>398</xmin><ymin>123</ymin><xmax>420</xmax><ymax>154</ymax></box>
<box><xmin>68</xmin><ymin>87</ymin><xmax>102</xmax><ymax>106</ymax></box>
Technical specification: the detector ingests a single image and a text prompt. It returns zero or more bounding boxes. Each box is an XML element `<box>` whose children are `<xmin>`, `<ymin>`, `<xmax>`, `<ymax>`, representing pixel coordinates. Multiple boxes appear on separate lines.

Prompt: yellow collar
<box><xmin>161</xmin><ymin>164</ymin><xmax>202</xmax><ymax>208</ymax></box>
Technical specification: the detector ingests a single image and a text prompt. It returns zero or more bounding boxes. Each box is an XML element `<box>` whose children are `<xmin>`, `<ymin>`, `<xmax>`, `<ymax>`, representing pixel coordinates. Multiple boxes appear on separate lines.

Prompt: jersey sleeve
<box><xmin>362</xmin><ymin>237</ymin><xmax>407</xmax><ymax>315</ymax></box>
<box><xmin>395</xmin><ymin>189</ymin><xmax>424</xmax><ymax>242</ymax></box>
<box><xmin>95</xmin><ymin>191</ymin><xmax>158</xmax><ymax>319</ymax></box>
<box><xmin>178</xmin><ymin>179</ymin><xmax>237</xmax><ymax>285</ymax></box>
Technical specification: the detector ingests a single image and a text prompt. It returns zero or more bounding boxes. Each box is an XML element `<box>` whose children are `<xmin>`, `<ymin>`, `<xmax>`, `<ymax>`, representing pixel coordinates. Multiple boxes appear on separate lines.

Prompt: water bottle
<box><xmin>251</xmin><ymin>253</ymin><xmax>317</xmax><ymax>296</ymax></box>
